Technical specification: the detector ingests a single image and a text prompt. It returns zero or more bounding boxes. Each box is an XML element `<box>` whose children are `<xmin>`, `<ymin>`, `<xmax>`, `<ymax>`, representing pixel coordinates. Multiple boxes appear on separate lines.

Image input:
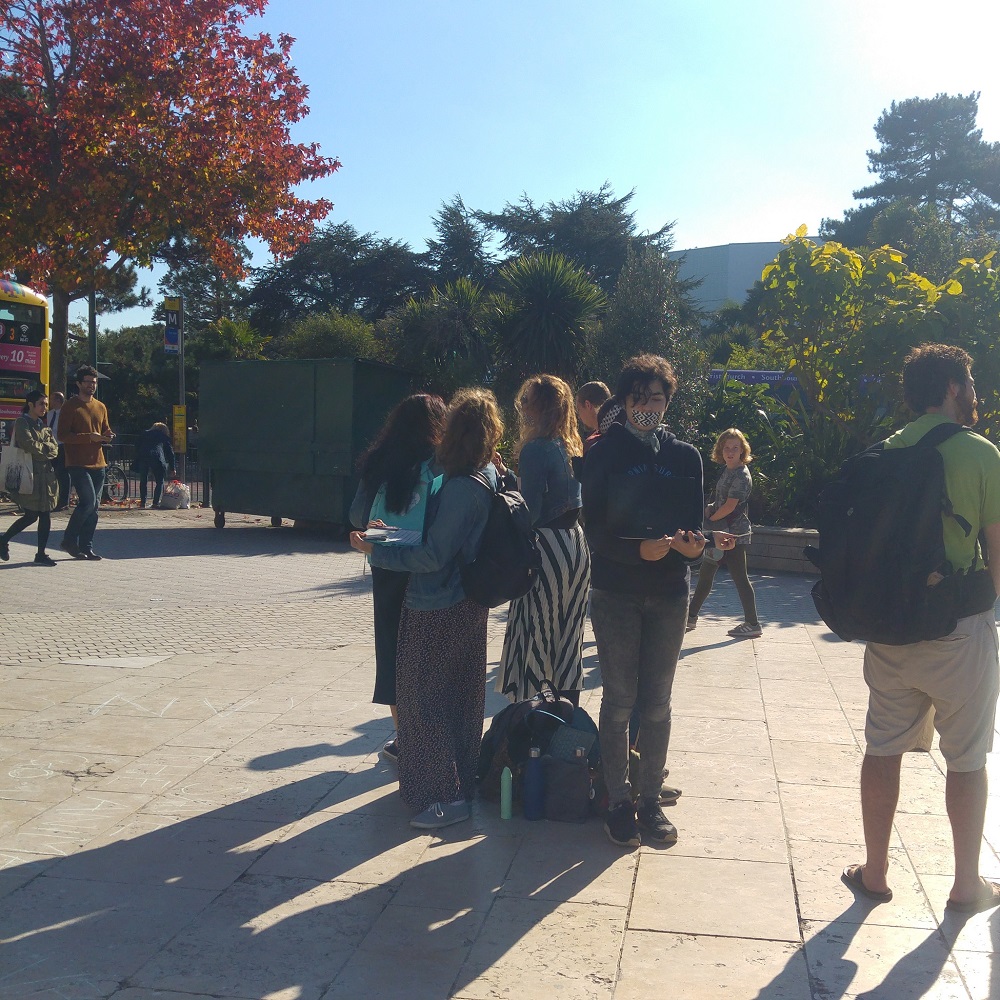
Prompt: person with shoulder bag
<box><xmin>350</xmin><ymin>388</ymin><xmax>505</xmax><ymax>831</ymax></box>
<box><xmin>0</xmin><ymin>390</ymin><xmax>61</xmax><ymax>566</ymax></box>
<box><xmin>839</xmin><ymin>344</ymin><xmax>1000</xmax><ymax>915</ymax></box>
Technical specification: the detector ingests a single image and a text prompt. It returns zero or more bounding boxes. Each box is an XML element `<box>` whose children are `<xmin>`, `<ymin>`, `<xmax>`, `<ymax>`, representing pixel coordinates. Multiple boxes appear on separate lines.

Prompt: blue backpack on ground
<box><xmin>460</xmin><ymin>470</ymin><xmax>541</xmax><ymax>608</ymax></box>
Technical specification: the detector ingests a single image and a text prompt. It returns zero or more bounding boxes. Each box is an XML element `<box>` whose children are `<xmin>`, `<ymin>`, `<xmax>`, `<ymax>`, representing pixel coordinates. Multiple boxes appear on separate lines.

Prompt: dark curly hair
<box><xmin>614</xmin><ymin>353</ymin><xmax>678</xmax><ymax>406</ymax></box>
<box><xmin>358</xmin><ymin>394</ymin><xmax>448</xmax><ymax>514</ymax></box>
<box><xmin>902</xmin><ymin>343</ymin><xmax>974</xmax><ymax>414</ymax></box>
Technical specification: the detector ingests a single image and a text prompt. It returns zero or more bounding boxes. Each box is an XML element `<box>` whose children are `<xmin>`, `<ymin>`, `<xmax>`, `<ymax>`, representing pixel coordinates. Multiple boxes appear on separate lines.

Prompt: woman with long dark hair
<box><xmin>350</xmin><ymin>388</ymin><xmax>503</xmax><ymax>830</ymax></box>
<box><xmin>350</xmin><ymin>393</ymin><xmax>448</xmax><ymax>760</ymax></box>
<box><xmin>1</xmin><ymin>390</ymin><xmax>60</xmax><ymax>566</ymax></box>
<box><xmin>497</xmin><ymin>374</ymin><xmax>590</xmax><ymax>703</ymax></box>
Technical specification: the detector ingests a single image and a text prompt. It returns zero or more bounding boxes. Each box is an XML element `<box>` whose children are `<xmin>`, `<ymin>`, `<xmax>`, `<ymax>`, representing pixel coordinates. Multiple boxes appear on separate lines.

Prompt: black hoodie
<box><xmin>582</xmin><ymin>422</ymin><xmax>704</xmax><ymax>596</ymax></box>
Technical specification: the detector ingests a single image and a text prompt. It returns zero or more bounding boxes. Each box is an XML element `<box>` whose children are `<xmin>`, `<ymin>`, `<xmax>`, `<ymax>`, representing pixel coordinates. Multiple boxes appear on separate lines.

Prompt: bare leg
<box><xmin>390</xmin><ymin>704</ymin><xmax>399</xmax><ymax>728</ymax></box>
<box><xmin>860</xmin><ymin>753</ymin><xmax>901</xmax><ymax>894</ymax></box>
<box><xmin>946</xmin><ymin>766</ymin><xmax>989</xmax><ymax>903</ymax></box>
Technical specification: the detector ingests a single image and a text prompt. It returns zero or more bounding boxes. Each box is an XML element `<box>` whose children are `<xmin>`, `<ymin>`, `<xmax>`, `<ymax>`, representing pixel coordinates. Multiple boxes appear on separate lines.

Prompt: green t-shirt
<box><xmin>883</xmin><ymin>413</ymin><xmax>1000</xmax><ymax>572</ymax></box>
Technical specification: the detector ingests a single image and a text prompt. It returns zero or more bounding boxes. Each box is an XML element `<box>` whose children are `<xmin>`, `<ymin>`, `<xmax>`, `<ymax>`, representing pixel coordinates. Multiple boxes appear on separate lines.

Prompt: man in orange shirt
<box><xmin>57</xmin><ymin>365</ymin><xmax>114</xmax><ymax>560</ymax></box>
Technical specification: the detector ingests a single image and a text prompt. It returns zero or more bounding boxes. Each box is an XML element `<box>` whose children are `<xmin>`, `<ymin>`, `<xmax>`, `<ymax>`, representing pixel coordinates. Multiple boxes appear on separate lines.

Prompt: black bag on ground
<box><xmin>477</xmin><ymin>682</ymin><xmax>597</xmax><ymax>802</ymax></box>
<box><xmin>460</xmin><ymin>471</ymin><xmax>542</xmax><ymax>608</ymax></box>
<box><xmin>805</xmin><ymin>422</ymin><xmax>989</xmax><ymax>645</ymax></box>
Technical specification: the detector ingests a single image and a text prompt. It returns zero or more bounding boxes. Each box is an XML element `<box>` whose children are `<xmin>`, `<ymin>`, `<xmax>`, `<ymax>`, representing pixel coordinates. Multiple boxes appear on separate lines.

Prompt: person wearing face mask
<box><xmin>0</xmin><ymin>390</ymin><xmax>60</xmax><ymax>566</ymax></box>
<box><xmin>582</xmin><ymin>354</ymin><xmax>736</xmax><ymax>849</ymax></box>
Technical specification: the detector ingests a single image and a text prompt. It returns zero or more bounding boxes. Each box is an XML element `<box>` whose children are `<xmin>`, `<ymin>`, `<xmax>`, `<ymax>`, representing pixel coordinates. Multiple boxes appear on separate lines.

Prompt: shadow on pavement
<box><xmin>0</xmin><ymin>744</ymin><xmax>619</xmax><ymax>999</ymax></box>
<box><xmin>32</xmin><ymin>524</ymin><xmax>354</xmax><ymax>561</ymax></box>
<box><xmin>748</xmin><ymin>904</ymin><xmax>929</xmax><ymax>999</ymax></box>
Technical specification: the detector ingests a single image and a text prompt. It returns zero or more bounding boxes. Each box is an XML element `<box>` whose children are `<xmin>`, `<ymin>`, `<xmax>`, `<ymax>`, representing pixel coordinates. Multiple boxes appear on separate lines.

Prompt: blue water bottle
<box><xmin>522</xmin><ymin>747</ymin><xmax>545</xmax><ymax>820</ymax></box>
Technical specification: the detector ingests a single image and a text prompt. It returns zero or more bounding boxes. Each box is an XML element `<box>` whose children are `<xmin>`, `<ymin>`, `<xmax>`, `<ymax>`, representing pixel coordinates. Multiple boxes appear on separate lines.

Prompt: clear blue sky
<box><xmin>87</xmin><ymin>0</ymin><xmax>1000</xmax><ymax>327</ymax></box>
<box><xmin>256</xmin><ymin>0</ymin><xmax>1000</xmax><ymax>250</ymax></box>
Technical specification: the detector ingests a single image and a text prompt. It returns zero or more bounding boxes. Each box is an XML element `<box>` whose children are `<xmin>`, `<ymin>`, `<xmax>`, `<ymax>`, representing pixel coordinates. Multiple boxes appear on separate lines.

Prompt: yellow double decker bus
<box><xmin>0</xmin><ymin>279</ymin><xmax>49</xmax><ymax>444</ymax></box>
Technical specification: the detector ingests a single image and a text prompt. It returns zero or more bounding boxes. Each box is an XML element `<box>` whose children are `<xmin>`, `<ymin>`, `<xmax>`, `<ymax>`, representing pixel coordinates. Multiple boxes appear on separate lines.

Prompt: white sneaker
<box><xmin>409</xmin><ymin>801</ymin><xmax>471</xmax><ymax>829</ymax></box>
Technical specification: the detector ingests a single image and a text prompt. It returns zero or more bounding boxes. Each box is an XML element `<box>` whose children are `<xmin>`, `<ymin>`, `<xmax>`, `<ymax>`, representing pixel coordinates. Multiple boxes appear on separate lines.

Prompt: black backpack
<box><xmin>805</xmin><ymin>422</ymin><xmax>989</xmax><ymax>645</ymax></box>
<box><xmin>460</xmin><ymin>471</ymin><xmax>542</xmax><ymax>608</ymax></box>
<box><xmin>476</xmin><ymin>682</ymin><xmax>598</xmax><ymax>801</ymax></box>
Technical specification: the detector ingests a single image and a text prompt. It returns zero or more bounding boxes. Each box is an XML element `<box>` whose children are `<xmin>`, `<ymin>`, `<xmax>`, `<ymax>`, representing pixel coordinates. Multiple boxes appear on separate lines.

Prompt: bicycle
<box><xmin>103</xmin><ymin>461</ymin><xmax>128</xmax><ymax>502</ymax></box>
<box><xmin>99</xmin><ymin>446</ymin><xmax>128</xmax><ymax>502</ymax></box>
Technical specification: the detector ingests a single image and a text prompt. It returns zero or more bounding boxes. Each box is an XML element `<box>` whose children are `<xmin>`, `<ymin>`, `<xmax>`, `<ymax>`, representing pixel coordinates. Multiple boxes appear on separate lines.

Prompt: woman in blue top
<box><xmin>350</xmin><ymin>393</ymin><xmax>448</xmax><ymax>760</ymax></box>
<box><xmin>497</xmin><ymin>374</ymin><xmax>591</xmax><ymax>703</ymax></box>
<box><xmin>350</xmin><ymin>388</ymin><xmax>504</xmax><ymax>830</ymax></box>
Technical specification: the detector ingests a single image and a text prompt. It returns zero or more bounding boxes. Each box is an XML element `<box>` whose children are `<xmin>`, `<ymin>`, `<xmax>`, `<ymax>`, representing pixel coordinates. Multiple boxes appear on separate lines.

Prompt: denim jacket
<box><xmin>367</xmin><ymin>465</ymin><xmax>497</xmax><ymax>610</ymax></box>
<box><xmin>517</xmin><ymin>437</ymin><xmax>581</xmax><ymax>528</ymax></box>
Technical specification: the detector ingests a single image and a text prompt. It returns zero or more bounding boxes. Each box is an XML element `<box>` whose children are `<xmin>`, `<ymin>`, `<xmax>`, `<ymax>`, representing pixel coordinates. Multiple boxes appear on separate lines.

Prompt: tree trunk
<box><xmin>50</xmin><ymin>287</ymin><xmax>70</xmax><ymax>395</ymax></box>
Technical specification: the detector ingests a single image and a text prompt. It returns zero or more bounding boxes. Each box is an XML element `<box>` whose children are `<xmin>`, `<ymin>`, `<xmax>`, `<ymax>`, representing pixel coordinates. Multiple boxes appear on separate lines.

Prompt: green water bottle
<box><xmin>500</xmin><ymin>766</ymin><xmax>513</xmax><ymax>820</ymax></box>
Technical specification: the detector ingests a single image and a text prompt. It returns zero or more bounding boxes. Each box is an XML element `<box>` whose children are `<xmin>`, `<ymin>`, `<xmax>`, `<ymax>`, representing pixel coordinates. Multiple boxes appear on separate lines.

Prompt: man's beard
<box><xmin>959</xmin><ymin>398</ymin><xmax>978</xmax><ymax>427</ymax></box>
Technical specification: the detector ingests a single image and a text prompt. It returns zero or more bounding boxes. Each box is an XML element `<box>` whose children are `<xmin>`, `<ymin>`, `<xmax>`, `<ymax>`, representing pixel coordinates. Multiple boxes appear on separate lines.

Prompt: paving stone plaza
<box><xmin>0</xmin><ymin>506</ymin><xmax>997</xmax><ymax>999</ymax></box>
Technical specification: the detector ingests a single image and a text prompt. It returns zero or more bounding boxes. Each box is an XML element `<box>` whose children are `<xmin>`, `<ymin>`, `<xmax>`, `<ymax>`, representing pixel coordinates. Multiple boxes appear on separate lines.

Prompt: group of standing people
<box><xmin>350</xmin><ymin>354</ymin><xmax>758</xmax><ymax>846</ymax></box>
<box><xmin>1</xmin><ymin>365</ymin><xmax>176</xmax><ymax>567</ymax></box>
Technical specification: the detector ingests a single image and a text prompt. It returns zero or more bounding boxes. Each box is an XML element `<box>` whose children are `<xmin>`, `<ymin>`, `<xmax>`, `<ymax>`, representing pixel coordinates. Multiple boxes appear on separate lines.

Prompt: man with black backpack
<box><xmin>843</xmin><ymin>344</ymin><xmax>1000</xmax><ymax>914</ymax></box>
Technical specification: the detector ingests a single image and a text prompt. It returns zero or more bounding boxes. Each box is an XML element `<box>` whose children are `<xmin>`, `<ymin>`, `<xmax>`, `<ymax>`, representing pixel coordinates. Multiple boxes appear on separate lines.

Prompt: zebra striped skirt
<box><xmin>497</xmin><ymin>521</ymin><xmax>591</xmax><ymax>702</ymax></box>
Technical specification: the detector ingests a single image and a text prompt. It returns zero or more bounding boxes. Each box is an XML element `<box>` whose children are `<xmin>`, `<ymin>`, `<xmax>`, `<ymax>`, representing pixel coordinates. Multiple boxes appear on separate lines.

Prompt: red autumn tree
<box><xmin>0</xmin><ymin>0</ymin><xmax>339</xmax><ymax>390</ymax></box>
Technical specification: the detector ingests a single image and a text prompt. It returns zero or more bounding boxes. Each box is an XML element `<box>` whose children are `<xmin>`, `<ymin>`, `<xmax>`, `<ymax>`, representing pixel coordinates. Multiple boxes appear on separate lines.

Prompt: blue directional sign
<box><xmin>164</xmin><ymin>297</ymin><xmax>181</xmax><ymax>354</ymax></box>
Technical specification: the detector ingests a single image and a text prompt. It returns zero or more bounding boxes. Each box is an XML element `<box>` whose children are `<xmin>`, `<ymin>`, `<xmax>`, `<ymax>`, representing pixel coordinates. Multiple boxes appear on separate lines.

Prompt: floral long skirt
<box><xmin>396</xmin><ymin>598</ymin><xmax>489</xmax><ymax>811</ymax></box>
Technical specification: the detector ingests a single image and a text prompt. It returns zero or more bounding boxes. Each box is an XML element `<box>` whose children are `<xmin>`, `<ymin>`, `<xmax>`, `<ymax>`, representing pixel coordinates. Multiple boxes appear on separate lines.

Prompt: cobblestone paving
<box><xmin>0</xmin><ymin>507</ymin><xmax>513</xmax><ymax>666</ymax></box>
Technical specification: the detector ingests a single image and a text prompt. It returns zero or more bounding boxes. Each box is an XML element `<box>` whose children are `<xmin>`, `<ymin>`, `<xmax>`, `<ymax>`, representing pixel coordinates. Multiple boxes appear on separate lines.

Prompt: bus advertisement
<box><xmin>0</xmin><ymin>279</ymin><xmax>49</xmax><ymax>444</ymax></box>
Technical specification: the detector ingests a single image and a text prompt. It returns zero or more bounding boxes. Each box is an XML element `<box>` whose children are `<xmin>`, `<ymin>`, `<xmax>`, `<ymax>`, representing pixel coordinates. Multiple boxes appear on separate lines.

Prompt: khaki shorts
<box><xmin>864</xmin><ymin>610</ymin><xmax>999</xmax><ymax>772</ymax></box>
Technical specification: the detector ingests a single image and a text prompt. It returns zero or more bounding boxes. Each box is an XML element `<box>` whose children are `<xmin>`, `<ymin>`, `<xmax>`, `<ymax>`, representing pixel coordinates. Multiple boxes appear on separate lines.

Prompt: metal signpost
<box><xmin>164</xmin><ymin>296</ymin><xmax>186</xmax><ymax>480</ymax></box>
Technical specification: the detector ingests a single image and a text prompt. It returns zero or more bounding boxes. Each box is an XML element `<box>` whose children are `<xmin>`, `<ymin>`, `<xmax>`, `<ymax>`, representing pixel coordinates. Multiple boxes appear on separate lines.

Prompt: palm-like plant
<box><xmin>390</xmin><ymin>278</ymin><xmax>494</xmax><ymax>395</ymax></box>
<box><xmin>492</xmin><ymin>252</ymin><xmax>606</xmax><ymax>384</ymax></box>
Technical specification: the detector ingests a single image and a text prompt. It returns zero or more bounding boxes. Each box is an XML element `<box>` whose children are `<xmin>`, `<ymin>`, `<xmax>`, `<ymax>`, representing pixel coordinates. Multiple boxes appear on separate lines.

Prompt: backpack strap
<box><xmin>467</xmin><ymin>470</ymin><xmax>498</xmax><ymax>493</ymax></box>
<box><xmin>913</xmin><ymin>421</ymin><xmax>974</xmax><ymax>538</ymax></box>
<box><xmin>915</xmin><ymin>421</ymin><xmax>968</xmax><ymax>450</ymax></box>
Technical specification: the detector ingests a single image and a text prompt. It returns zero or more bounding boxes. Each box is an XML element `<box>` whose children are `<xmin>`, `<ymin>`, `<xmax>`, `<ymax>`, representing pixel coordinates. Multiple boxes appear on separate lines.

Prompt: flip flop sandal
<box><xmin>945</xmin><ymin>879</ymin><xmax>1000</xmax><ymax>914</ymax></box>
<box><xmin>842</xmin><ymin>864</ymin><xmax>893</xmax><ymax>903</ymax></box>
